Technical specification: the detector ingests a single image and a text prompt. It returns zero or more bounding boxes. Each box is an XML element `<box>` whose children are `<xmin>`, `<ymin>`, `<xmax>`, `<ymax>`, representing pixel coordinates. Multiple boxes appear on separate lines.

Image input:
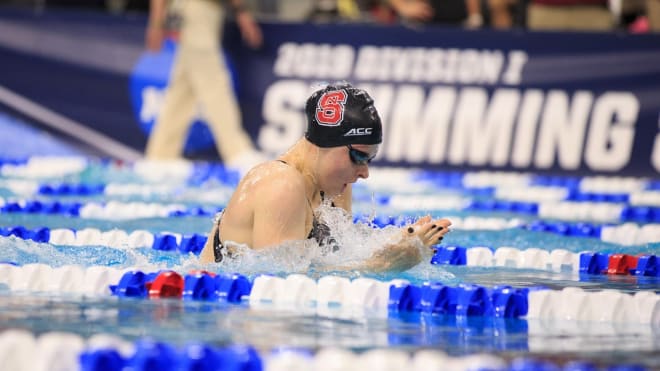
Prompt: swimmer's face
<box><xmin>318</xmin><ymin>144</ymin><xmax>378</xmax><ymax>197</ymax></box>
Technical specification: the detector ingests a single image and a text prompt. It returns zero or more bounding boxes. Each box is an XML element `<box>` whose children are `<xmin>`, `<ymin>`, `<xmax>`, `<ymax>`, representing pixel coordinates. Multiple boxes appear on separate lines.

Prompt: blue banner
<box><xmin>1</xmin><ymin>7</ymin><xmax>659</xmax><ymax>176</ymax></box>
<box><xmin>221</xmin><ymin>23</ymin><xmax>660</xmax><ymax>177</ymax></box>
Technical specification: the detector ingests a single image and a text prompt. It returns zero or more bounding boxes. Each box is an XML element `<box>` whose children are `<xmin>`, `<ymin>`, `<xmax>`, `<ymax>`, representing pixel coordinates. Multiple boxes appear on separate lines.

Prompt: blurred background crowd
<box><xmin>2</xmin><ymin>0</ymin><xmax>659</xmax><ymax>33</ymax></box>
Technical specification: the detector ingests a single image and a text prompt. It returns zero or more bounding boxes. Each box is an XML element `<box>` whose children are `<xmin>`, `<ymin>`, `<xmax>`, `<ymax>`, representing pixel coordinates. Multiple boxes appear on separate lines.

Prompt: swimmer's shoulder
<box><xmin>241</xmin><ymin>159</ymin><xmax>306</xmax><ymax>194</ymax></box>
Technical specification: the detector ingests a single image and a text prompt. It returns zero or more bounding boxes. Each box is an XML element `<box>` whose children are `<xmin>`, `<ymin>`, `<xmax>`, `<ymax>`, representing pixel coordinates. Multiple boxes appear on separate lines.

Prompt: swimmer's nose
<box><xmin>357</xmin><ymin>164</ymin><xmax>369</xmax><ymax>179</ymax></box>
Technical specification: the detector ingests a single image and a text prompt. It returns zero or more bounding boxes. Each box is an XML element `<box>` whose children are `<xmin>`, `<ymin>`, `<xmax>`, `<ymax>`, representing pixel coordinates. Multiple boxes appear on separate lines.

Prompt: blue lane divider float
<box><xmin>38</xmin><ymin>183</ymin><xmax>106</xmax><ymax>196</ymax></box>
<box><xmin>110</xmin><ymin>270</ymin><xmax>531</xmax><ymax>319</ymax></box>
<box><xmin>21</xmin><ymin>166</ymin><xmax>239</xmax><ymax>198</ymax></box>
<box><xmin>411</xmin><ymin>169</ymin><xmax>497</xmax><ymax>196</ymax></box>
<box><xmin>80</xmin><ymin>341</ymin><xmax>262</xmax><ymax>371</ymax></box>
<box><xmin>430</xmin><ymin>245</ymin><xmax>467</xmax><ymax>265</ymax></box>
<box><xmin>410</xmin><ymin>171</ymin><xmax>660</xmax><ymax>223</ymax></box>
<box><xmin>149</xmin><ymin>233</ymin><xmax>208</xmax><ymax>254</ymax></box>
<box><xmin>4</xmin><ymin>263</ymin><xmax>656</xmax><ymax>324</ymax></box>
<box><xmin>0</xmin><ymin>200</ymin><xmax>82</xmax><ymax>216</ymax></box>
<box><xmin>0</xmin><ymin>157</ymin><xmax>28</xmax><ymax>167</ymax></box>
<box><xmin>411</xmin><ymin>170</ymin><xmax>465</xmax><ymax>188</ymax></box>
<box><xmin>647</xmin><ymin>180</ymin><xmax>660</xmax><ymax>191</ymax></box>
<box><xmin>183</xmin><ymin>272</ymin><xmax>218</xmax><ymax>300</ymax></box>
<box><xmin>0</xmin><ymin>328</ymin><xmax>651</xmax><ymax>371</ymax></box>
<box><xmin>2</xmin><ymin>197</ymin><xmax>650</xmax><ymax>223</ymax></box>
<box><xmin>216</xmin><ymin>273</ymin><xmax>252</xmax><ymax>303</ymax></box>
<box><xmin>79</xmin><ymin>348</ymin><xmax>125</xmax><ymax>371</ymax></box>
<box><xmin>619</xmin><ymin>205</ymin><xmax>660</xmax><ymax>223</ymax></box>
<box><xmin>465</xmin><ymin>199</ymin><xmax>539</xmax><ymax>214</ymax></box>
<box><xmin>182</xmin><ymin>271</ymin><xmax>252</xmax><ymax>302</ymax></box>
<box><xmin>109</xmin><ymin>270</ymin><xmax>153</xmax><ymax>298</ymax></box>
<box><xmin>0</xmin><ymin>225</ymin><xmax>210</xmax><ymax>255</ymax></box>
<box><xmin>0</xmin><ymin>226</ymin><xmax>51</xmax><ymax>242</ymax></box>
<box><xmin>352</xmin><ymin>215</ymin><xmax>646</xmax><ymax>246</ymax></box>
<box><xmin>579</xmin><ymin>252</ymin><xmax>660</xmax><ymax>277</ymax></box>
<box><xmin>352</xmin><ymin>213</ymin><xmax>412</xmax><ymax>228</ymax></box>
<box><xmin>76</xmin><ymin>338</ymin><xmax>650</xmax><ymax>371</ymax></box>
<box><xmin>579</xmin><ymin>252</ymin><xmax>611</xmax><ymax>275</ymax></box>
<box><xmin>110</xmin><ymin>270</ymin><xmax>252</xmax><ymax>303</ymax></box>
<box><xmin>564</xmin><ymin>190</ymin><xmax>630</xmax><ymax>203</ymax></box>
<box><xmin>152</xmin><ymin>234</ymin><xmax>179</xmax><ymax>251</ymax></box>
<box><xmin>521</xmin><ymin>220</ymin><xmax>603</xmax><ymax>238</ymax></box>
<box><xmin>389</xmin><ymin>281</ymin><xmax>530</xmax><ymax>318</ymax></box>
<box><xmin>5</xmin><ymin>188</ymin><xmax>660</xmax><ymax>223</ymax></box>
<box><xmin>0</xmin><ymin>199</ymin><xmax>222</xmax><ymax>218</ymax></box>
<box><xmin>168</xmin><ymin>206</ymin><xmax>218</xmax><ymax>217</ymax></box>
<box><xmin>430</xmin><ymin>245</ymin><xmax>660</xmax><ymax>278</ymax></box>
<box><xmin>634</xmin><ymin>255</ymin><xmax>658</xmax><ymax>276</ymax></box>
<box><xmin>179</xmin><ymin>234</ymin><xmax>207</xmax><ymax>254</ymax></box>
<box><xmin>1</xmin><ymin>159</ymin><xmax>241</xmax><ymax>186</ymax></box>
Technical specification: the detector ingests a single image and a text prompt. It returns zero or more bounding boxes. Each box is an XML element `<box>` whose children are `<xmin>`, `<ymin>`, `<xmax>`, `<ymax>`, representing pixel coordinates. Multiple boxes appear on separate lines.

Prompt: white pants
<box><xmin>146</xmin><ymin>0</ymin><xmax>255</xmax><ymax>162</ymax></box>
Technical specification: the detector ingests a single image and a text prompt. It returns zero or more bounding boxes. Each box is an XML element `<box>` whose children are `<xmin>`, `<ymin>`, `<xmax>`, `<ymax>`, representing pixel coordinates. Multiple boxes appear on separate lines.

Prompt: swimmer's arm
<box><xmin>320</xmin><ymin>236</ymin><xmax>426</xmax><ymax>274</ymax></box>
<box><xmin>251</xmin><ymin>178</ymin><xmax>308</xmax><ymax>249</ymax></box>
<box><xmin>357</xmin><ymin>216</ymin><xmax>452</xmax><ymax>273</ymax></box>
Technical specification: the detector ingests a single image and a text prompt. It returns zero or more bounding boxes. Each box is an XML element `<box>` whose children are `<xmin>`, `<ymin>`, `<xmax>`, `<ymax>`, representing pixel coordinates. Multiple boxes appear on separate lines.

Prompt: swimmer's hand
<box><xmin>363</xmin><ymin>216</ymin><xmax>452</xmax><ymax>273</ymax></box>
<box><xmin>404</xmin><ymin>215</ymin><xmax>452</xmax><ymax>249</ymax></box>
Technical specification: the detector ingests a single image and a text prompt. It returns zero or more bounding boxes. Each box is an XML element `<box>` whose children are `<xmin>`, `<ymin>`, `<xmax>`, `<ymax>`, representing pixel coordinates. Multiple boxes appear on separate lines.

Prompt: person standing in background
<box><xmin>145</xmin><ymin>0</ymin><xmax>267</xmax><ymax>171</ymax></box>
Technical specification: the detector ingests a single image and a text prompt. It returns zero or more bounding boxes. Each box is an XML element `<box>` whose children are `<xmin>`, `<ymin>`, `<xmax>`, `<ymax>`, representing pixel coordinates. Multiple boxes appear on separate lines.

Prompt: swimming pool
<box><xmin>0</xmin><ymin>157</ymin><xmax>658</xmax><ymax>370</ymax></box>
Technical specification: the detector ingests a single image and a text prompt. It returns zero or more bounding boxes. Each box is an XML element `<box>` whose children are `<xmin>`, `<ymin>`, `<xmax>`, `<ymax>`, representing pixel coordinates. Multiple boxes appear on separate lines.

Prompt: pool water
<box><xmin>0</xmin><ymin>158</ymin><xmax>658</xmax><ymax>370</ymax></box>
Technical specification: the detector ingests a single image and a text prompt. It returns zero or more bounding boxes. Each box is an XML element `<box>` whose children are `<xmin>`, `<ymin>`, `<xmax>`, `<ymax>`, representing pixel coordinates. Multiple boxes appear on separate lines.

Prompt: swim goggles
<box><xmin>347</xmin><ymin>144</ymin><xmax>376</xmax><ymax>166</ymax></box>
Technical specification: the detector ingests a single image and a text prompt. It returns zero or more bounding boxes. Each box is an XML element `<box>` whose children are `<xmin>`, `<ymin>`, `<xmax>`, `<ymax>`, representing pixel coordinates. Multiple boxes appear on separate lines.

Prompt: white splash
<box><xmin>206</xmin><ymin>201</ymin><xmax>408</xmax><ymax>275</ymax></box>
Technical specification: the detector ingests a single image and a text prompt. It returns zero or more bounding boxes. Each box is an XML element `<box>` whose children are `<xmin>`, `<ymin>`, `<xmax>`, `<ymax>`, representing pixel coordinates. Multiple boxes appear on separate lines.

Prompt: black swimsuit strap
<box><xmin>212</xmin><ymin>213</ymin><xmax>224</xmax><ymax>263</ymax></box>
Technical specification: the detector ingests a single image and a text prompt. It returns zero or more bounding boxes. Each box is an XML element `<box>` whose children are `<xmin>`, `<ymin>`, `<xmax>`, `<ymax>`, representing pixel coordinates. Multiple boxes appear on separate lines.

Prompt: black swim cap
<box><xmin>304</xmin><ymin>83</ymin><xmax>382</xmax><ymax>148</ymax></box>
